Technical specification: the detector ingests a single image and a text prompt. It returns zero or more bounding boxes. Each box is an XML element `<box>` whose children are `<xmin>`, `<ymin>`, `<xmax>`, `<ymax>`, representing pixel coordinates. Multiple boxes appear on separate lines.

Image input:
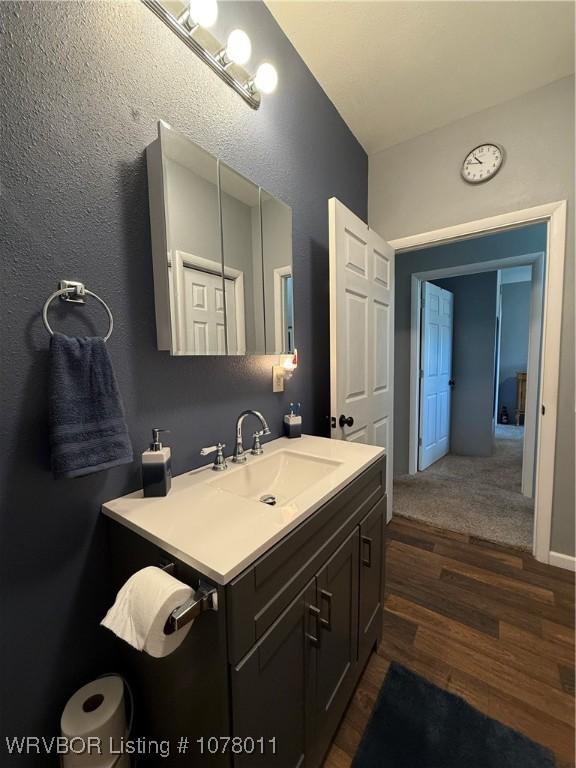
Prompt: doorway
<box><xmin>389</xmin><ymin>201</ymin><xmax>566</xmax><ymax>563</ymax></box>
<box><xmin>402</xmin><ymin>258</ymin><xmax>541</xmax><ymax>549</ymax></box>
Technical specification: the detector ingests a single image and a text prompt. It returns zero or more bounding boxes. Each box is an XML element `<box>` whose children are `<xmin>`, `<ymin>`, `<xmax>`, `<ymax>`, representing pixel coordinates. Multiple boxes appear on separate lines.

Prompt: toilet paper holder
<box><xmin>161</xmin><ymin>563</ymin><xmax>218</xmax><ymax>635</ymax></box>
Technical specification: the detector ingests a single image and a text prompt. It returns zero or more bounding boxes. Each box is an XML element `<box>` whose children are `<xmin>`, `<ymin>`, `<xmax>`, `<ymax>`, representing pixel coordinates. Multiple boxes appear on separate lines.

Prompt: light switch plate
<box><xmin>272</xmin><ymin>366</ymin><xmax>285</xmax><ymax>393</ymax></box>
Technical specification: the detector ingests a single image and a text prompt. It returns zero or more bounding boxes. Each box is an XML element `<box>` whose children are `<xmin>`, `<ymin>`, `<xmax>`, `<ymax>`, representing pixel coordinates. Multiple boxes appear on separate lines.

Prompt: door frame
<box><xmin>273</xmin><ymin>264</ymin><xmax>293</xmax><ymax>353</ymax></box>
<box><xmin>389</xmin><ymin>200</ymin><xmax>567</xmax><ymax>564</ymax></box>
<box><xmin>410</xmin><ymin>252</ymin><xmax>544</xmax><ymax>489</ymax></box>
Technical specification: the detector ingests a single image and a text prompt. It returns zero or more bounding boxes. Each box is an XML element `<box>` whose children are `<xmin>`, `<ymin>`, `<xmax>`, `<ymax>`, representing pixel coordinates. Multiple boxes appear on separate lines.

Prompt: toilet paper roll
<box><xmin>101</xmin><ymin>566</ymin><xmax>194</xmax><ymax>658</ymax></box>
<box><xmin>60</xmin><ymin>675</ymin><xmax>129</xmax><ymax>768</ymax></box>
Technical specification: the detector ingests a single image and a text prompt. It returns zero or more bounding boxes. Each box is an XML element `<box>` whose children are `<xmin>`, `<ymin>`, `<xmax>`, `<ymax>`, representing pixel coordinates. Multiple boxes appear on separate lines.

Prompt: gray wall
<box><xmin>0</xmin><ymin>1</ymin><xmax>367</xmax><ymax>757</ymax></box>
<box><xmin>369</xmin><ymin>76</ymin><xmax>574</xmax><ymax>556</ymax></box>
<box><xmin>498</xmin><ymin>281</ymin><xmax>532</xmax><ymax>419</ymax></box>
<box><xmin>433</xmin><ymin>273</ymin><xmax>498</xmax><ymax>457</ymax></box>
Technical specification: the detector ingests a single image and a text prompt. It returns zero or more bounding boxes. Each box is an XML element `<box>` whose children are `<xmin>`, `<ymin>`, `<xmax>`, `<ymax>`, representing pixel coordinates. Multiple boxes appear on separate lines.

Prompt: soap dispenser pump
<box><xmin>142</xmin><ymin>428</ymin><xmax>172</xmax><ymax>497</ymax></box>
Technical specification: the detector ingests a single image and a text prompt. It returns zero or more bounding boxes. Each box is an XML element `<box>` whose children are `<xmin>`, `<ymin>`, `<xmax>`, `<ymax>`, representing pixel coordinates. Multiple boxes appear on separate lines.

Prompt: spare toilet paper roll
<box><xmin>60</xmin><ymin>675</ymin><xmax>129</xmax><ymax>768</ymax></box>
<box><xmin>101</xmin><ymin>566</ymin><xmax>194</xmax><ymax>658</ymax></box>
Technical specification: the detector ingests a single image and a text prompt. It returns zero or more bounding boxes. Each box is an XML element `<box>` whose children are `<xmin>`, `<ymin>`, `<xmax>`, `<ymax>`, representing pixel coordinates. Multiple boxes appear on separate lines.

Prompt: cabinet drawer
<box><xmin>227</xmin><ymin>456</ymin><xmax>385</xmax><ymax>664</ymax></box>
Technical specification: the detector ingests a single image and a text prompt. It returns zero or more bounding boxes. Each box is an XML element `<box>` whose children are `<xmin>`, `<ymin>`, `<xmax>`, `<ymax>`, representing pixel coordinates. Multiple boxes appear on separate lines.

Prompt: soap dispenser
<box><xmin>283</xmin><ymin>402</ymin><xmax>302</xmax><ymax>438</ymax></box>
<box><xmin>142</xmin><ymin>428</ymin><xmax>172</xmax><ymax>497</ymax></box>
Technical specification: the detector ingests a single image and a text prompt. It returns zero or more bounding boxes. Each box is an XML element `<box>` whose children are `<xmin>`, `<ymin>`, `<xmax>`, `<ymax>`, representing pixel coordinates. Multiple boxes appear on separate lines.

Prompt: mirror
<box><xmin>150</xmin><ymin>122</ymin><xmax>225</xmax><ymax>355</ymax></box>
<box><xmin>261</xmin><ymin>190</ymin><xmax>294</xmax><ymax>354</ymax></box>
<box><xmin>147</xmin><ymin>122</ymin><xmax>294</xmax><ymax>356</ymax></box>
<box><xmin>219</xmin><ymin>163</ymin><xmax>264</xmax><ymax>355</ymax></box>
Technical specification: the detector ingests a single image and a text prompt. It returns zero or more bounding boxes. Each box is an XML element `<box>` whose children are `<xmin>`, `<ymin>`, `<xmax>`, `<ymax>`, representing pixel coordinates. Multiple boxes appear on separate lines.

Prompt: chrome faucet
<box><xmin>233</xmin><ymin>410</ymin><xmax>271</xmax><ymax>463</ymax></box>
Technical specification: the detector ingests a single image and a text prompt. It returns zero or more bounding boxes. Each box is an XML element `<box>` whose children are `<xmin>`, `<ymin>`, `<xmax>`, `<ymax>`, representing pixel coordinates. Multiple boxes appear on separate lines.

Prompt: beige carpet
<box><xmin>394</xmin><ymin>426</ymin><xmax>534</xmax><ymax>550</ymax></box>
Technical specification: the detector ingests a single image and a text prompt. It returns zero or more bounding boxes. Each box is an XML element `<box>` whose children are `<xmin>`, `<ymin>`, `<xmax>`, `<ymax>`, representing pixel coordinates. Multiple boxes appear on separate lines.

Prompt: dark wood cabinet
<box><xmin>231</xmin><ymin>580</ymin><xmax>317</xmax><ymax>768</ymax></box>
<box><xmin>359</xmin><ymin>497</ymin><xmax>385</xmax><ymax>659</ymax></box>
<box><xmin>108</xmin><ymin>455</ymin><xmax>386</xmax><ymax>768</ymax></box>
<box><xmin>313</xmin><ymin>528</ymin><xmax>360</xmax><ymax>764</ymax></box>
<box><xmin>229</xmin><ymin>456</ymin><xmax>386</xmax><ymax>768</ymax></box>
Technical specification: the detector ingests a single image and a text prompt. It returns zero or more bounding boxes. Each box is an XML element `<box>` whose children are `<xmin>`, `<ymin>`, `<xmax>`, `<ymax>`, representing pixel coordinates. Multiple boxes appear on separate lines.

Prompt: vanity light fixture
<box><xmin>141</xmin><ymin>0</ymin><xmax>278</xmax><ymax>109</ymax></box>
<box><xmin>224</xmin><ymin>29</ymin><xmax>252</xmax><ymax>66</ymax></box>
<box><xmin>253</xmin><ymin>63</ymin><xmax>279</xmax><ymax>94</ymax></box>
<box><xmin>187</xmin><ymin>0</ymin><xmax>218</xmax><ymax>28</ymax></box>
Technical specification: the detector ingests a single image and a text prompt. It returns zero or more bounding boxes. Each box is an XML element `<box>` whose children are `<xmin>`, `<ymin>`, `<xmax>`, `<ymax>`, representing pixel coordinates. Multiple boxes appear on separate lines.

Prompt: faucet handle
<box><xmin>200</xmin><ymin>443</ymin><xmax>227</xmax><ymax>471</ymax></box>
<box><xmin>200</xmin><ymin>443</ymin><xmax>225</xmax><ymax>455</ymax></box>
<box><xmin>251</xmin><ymin>432</ymin><xmax>266</xmax><ymax>456</ymax></box>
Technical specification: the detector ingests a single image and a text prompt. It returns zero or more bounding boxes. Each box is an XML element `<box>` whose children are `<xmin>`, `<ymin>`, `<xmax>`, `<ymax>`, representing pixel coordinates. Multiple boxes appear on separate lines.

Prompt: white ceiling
<box><xmin>265</xmin><ymin>1</ymin><xmax>575</xmax><ymax>154</ymax></box>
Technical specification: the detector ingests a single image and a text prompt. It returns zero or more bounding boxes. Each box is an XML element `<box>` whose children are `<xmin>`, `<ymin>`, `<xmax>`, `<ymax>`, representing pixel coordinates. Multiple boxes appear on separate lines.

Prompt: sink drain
<box><xmin>260</xmin><ymin>494</ymin><xmax>277</xmax><ymax>506</ymax></box>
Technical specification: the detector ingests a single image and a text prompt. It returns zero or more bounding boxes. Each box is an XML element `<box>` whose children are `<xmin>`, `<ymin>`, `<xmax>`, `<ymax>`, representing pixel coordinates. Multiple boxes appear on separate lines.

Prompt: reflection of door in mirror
<box><xmin>261</xmin><ymin>191</ymin><xmax>294</xmax><ymax>353</ymax></box>
<box><xmin>160</xmin><ymin>124</ymin><xmax>226</xmax><ymax>355</ymax></box>
<box><xmin>147</xmin><ymin>122</ymin><xmax>294</xmax><ymax>356</ymax></box>
<box><xmin>219</xmin><ymin>163</ymin><xmax>264</xmax><ymax>355</ymax></box>
<box><xmin>168</xmin><ymin>252</ymin><xmax>242</xmax><ymax>355</ymax></box>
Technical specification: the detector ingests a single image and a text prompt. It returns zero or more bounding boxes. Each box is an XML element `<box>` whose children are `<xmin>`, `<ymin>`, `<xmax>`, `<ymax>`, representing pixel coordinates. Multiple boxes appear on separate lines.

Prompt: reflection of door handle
<box><xmin>339</xmin><ymin>415</ymin><xmax>354</xmax><ymax>428</ymax></box>
<box><xmin>449</xmin><ymin>380</ymin><xmax>455</xmax><ymax>387</ymax></box>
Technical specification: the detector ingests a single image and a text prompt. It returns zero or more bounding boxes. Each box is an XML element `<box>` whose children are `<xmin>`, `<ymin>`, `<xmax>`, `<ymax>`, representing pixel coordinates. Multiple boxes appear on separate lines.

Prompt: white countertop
<box><xmin>102</xmin><ymin>435</ymin><xmax>384</xmax><ymax>585</ymax></box>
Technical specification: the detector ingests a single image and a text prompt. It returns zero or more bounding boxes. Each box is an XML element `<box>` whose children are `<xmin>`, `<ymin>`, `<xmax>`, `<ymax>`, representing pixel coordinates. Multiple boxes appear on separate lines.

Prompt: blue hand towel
<box><xmin>48</xmin><ymin>333</ymin><xmax>133</xmax><ymax>478</ymax></box>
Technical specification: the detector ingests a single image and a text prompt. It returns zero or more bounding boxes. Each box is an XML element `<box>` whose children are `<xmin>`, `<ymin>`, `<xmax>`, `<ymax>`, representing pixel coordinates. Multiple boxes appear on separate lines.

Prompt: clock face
<box><xmin>461</xmin><ymin>143</ymin><xmax>504</xmax><ymax>184</ymax></box>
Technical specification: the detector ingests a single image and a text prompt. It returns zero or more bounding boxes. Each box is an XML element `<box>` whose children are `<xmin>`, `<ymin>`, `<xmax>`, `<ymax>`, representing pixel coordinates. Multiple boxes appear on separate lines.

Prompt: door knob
<box><xmin>449</xmin><ymin>379</ymin><xmax>455</xmax><ymax>387</ymax></box>
<box><xmin>339</xmin><ymin>414</ymin><xmax>354</xmax><ymax>428</ymax></box>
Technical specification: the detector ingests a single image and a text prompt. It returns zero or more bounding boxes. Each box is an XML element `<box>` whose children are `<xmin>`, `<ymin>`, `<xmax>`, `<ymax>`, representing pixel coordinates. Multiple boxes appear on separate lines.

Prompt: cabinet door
<box><xmin>358</xmin><ymin>498</ymin><xmax>385</xmax><ymax>660</ymax></box>
<box><xmin>231</xmin><ymin>580</ymin><xmax>317</xmax><ymax>768</ymax></box>
<box><xmin>313</xmin><ymin>528</ymin><xmax>359</xmax><ymax>763</ymax></box>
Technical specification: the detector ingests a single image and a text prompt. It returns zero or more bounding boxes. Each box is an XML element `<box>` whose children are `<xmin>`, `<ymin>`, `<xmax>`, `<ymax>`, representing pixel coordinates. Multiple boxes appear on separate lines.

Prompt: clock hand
<box><xmin>470</xmin><ymin>154</ymin><xmax>483</xmax><ymax>165</ymax></box>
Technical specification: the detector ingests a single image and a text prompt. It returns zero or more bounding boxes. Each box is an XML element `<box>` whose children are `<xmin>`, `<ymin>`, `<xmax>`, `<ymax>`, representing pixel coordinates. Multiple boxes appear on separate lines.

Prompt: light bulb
<box><xmin>226</xmin><ymin>29</ymin><xmax>252</xmax><ymax>65</ymax></box>
<box><xmin>188</xmin><ymin>0</ymin><xmax>218</xmax><ymax>28</ymax></box>
<box><xmin>254</xmin><ymin>62</ymin><xmax>278</xmax><ymax>94</ymax></box>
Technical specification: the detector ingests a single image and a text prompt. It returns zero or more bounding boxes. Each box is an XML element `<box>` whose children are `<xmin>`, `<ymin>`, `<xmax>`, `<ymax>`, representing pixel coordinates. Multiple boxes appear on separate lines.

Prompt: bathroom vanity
<box><xmin>103</xmin><ymin>436</ymin><xmax>386</xmax><ymax>767</ymax></box>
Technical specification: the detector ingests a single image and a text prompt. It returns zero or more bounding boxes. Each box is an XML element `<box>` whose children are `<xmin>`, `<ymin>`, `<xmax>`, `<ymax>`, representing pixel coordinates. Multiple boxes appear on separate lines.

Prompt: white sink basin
<box><xmin>103</xmin><ymin>435</ymin><xmax>385</xmax><ymax>584</ymax></box>
<box><xmin>209</xmin><ymin>450</ymin><xmax>343</xmax><ymax>505</ymax></box>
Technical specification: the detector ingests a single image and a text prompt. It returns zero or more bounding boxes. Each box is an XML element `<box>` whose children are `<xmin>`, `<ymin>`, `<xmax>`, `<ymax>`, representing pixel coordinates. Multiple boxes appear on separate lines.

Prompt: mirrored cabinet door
<box><xmin>261</xmin><ymin>190</ymin><xmax>294</xmax><ymax>354</ymax></box>
<box><xmin>147</xmin><ymin>122</ymin><xmax>295</xmax><ymax>356</ymax></box>
<box><xmin>219</xmin><ymin>162</ymin><xmax>265</xmax><ymax>355</ymax></box>
<box><xmin>157</xmin><ymin>122</ymin><xmax>226</xmax><ymax>355</ymax></box>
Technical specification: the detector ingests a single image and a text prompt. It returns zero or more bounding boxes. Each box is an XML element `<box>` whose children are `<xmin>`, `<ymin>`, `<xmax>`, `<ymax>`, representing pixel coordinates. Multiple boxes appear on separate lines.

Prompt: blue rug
<box><xmin>352</xmin><ymin>662</ymin><xmax>556</xmax><ymax>767</ymax></box>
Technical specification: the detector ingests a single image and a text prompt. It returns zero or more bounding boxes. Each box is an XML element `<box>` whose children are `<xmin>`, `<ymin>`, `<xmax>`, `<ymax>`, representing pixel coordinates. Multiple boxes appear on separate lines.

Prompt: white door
<box><xmin>170</xmin><ymin>263</ymin><xmax>239</xmax><ymax>355</ymax></box>
<box><xmin>329</xmin><ymin>198</ymin><xmax>394</xmax><ymax>515</ymax></box>
<box><xmin>418</xmin><ymin>282</ymin><xmax>453</xmax><ymax>470</ymax></box>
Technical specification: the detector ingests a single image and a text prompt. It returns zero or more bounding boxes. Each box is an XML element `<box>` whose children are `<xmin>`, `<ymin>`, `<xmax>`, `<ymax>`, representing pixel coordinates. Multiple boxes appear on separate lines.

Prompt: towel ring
<box><xmin>42</xmin><ymin>284</ymin><xmax>114</xmax><ymax>341</ymax></box>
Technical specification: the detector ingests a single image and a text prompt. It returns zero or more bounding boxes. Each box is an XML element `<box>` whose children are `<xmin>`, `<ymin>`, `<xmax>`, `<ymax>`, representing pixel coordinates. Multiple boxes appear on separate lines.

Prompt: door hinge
<box><xmin>419</xmin><ymin>369</ymin><xmax>424</xmax><ymax>379</ymax></box>
<box><xmin>541</xmin><ymin>404</ymin><xmax>546</xmax><ymax>416</ymax></box>
<box><xmin>418</xmin><ymin>437</ymin><xmax>422</xmax><ymax>446</ymax></box>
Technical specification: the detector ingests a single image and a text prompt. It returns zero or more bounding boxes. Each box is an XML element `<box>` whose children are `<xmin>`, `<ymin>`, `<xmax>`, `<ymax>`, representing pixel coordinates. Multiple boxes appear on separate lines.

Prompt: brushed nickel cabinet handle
<box><xmin>306</xmin><ymin>605</ymin><xmax>321</xmax><ymax>645</ymax></box>
<box><xmin>361</xmin><ymin>535</ymin><xmax>372</xmax><ymax>567</ymax></box>
<box><xmin>319</xmin><ymin>589</ymin><xmax>333</xmax><ymax>631</ymax></box>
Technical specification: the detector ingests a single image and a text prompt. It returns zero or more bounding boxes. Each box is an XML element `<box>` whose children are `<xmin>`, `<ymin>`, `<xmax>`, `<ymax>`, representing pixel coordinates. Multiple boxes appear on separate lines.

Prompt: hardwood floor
<box><xmin>324</xmin><ymin>516</ymin><xmax>575</xmax><ymax>768</ymax></box>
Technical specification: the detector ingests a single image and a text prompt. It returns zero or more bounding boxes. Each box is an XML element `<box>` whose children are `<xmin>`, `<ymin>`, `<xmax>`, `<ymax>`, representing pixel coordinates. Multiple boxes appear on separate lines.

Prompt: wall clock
<box><xmin>461</xmin><ymin>143</ymin><xmax>504</xmax><ymax>184</ymax></box>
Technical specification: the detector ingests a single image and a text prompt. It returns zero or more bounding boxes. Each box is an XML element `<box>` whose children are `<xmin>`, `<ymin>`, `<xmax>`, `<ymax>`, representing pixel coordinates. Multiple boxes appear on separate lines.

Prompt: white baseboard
<box><xmin>548</xmin><ymin>551</ymin><xmax>576</xmax><ymax>572</ymax></box>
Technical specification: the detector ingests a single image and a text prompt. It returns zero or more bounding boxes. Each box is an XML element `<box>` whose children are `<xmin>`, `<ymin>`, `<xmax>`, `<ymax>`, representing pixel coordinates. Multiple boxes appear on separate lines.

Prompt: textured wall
<box><xmin>499</xmin><ymin>281</ymin><xmax>532</xmax><ymax>419</ymax></box>
<box><xmin>0</xmin><ymin>1</ymin><xmax>367</xmax><ymax>756</ymax></box>
<box><xmin>434</xmin><ymin>273</ymin><xmax>498</xmax><ymax>457</ymax></box>
<box><xmin>369</xmin><ymin>77</ymin><xmax>574</xmax><ymax>557</ymax></box>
